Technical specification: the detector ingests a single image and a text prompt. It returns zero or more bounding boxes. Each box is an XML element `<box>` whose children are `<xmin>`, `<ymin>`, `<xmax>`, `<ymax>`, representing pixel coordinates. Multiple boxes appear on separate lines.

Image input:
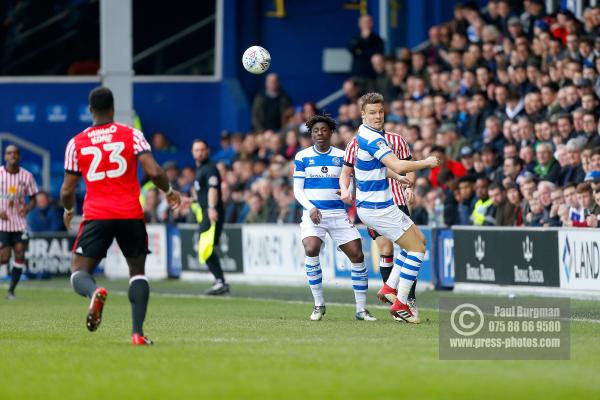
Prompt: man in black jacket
<box><xmin>348</xmin><ymin>15</ymin><xmax>384</xmax><ymax>79</ymax></box>
<box><xmin>251</xmin><ymin>73</ymin><xmax>292</xmax><ymax>132</ymax></box>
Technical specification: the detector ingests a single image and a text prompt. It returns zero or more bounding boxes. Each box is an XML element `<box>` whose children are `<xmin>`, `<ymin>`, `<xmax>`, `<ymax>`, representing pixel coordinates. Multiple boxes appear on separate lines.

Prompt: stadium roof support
<box><xmin>100</xmin><ymin>0</ymin><xmax>133</xmax><ymax>126</ymax></box>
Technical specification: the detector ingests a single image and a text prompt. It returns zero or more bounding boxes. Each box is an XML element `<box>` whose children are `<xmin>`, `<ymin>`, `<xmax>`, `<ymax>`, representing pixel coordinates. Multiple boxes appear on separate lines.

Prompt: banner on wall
<box><xmin>15</xmin><ymin>104</ymin><xmax>36</xmax><ymax>122</ymax></box>
<box><xmin>104</xmin><ymin>224</ymin><xmax>168</xmax><ymax>279</ymax></box>
<box><xmin>167</xmin><ymin>225</ymin><xmax>182</xmax><ymax>278</ymax></box>
<box><xmin>179</xmin><ymin>224</ymin><xmax>243</xmax><ymax>273</ymax></box>
<box><xmin>559</xmin><ymin>229</ymin><xmax>600</xmax><ymax>291</ymax></box>
<box><xmin>47</xmin><ymin>104</ymin><xmax>68</xmax><ymax>122</ymax></box>
<box><xmin>435</xmin><ymin>229</ymin><xmax>454</xmax><ymax>288</ymax></box>
<box><xmin>24</xmin><ymin>232</ymin><xmax>75</xmax><ymax>276</ymax></box>
<box><xmin>242</xmin><ymin>224</ymin><xmax>335</xmax><ymax>280</ymax></box>
<box><xmin>454</xmin><ymin>228</ymin><xmax>560</xmax><ymax>287</ymax></box>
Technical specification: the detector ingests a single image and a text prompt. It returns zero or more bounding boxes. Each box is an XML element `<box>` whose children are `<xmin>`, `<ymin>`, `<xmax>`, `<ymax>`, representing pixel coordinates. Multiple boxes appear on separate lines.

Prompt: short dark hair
<box><xmin>89</xmin><ymin>86</ymin><xmax>114</xmax><ymax>112</ymax></box>
<box><xmin>458</xmin><ymin>176</ymin><xmax>475</xmax><ymax>185</ymax></box>
<box><xmin>488</xmin><ymin>182</ymin><xmax>504</xmax><ymax>192</ymax></box>
<box><xmin>557</xmin><ymin>113</ymin><xmax>573</xmax><ymax>124</ymax></box>
<box><xmin>4</xmin><ymin>144</ymin><xmax>19</xmax><ymax>155</ymax></box>
<box><xmin>306</xmin><ymin>114</ymin><xmax>336</xmax><ymax>133</ymax></box>
<box><xmin>430</xmin><ymin>145</ymin><xmax>446</xmax><ymax>154</ymax></box>
<box><xmin>506</xmin><ymin>156</ymin><xmax>523</xmax><ymax>168</ymax></box>
<box><xmin>192</xmin><ymin>138</ymin><xmax>210</xmax><ymax>149</ymax></box>
<box><xmin>542</xmin><ymin>82</ymin><xmax>559</xmax><ymax>92</ymax></box>
<box><xmin>576</xmin><ymin>182</ymin><xmax>593</xmax><ymax>194</ymax></box>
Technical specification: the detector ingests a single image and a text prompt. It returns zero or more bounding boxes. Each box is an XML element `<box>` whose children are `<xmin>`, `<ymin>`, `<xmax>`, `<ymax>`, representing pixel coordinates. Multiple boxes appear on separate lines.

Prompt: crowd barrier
<box><xmin>19</xmin><ymin>224</ymin><xmax>600</xmax><ymax>294</ymax></box>
<box><xmin>20</xmin><ymin>224</ymin><xmax>442</xmax><ymax>287</ymax></box>
<box><xmin>453</xmin><ymin>227</ymin><xmax>600</xmax><ymax>292</ymax></box>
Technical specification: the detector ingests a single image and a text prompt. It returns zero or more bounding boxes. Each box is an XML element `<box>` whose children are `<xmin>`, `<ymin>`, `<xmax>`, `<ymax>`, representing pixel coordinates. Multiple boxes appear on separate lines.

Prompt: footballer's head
<box><xmin>306</xmin><ymin>114</ymin><xmax>336</xmax><ymax>150</ymax></box>
<box><xmin>359</xmin><ymin>92</ymin><xmax>385</xmax><ymax>131</ymax></box>
<box><xmin>89</xmin><ymin>86</ymin><xmax>115</xmax><ymax>118</ymax></box>
<box><xmin>4</xmin><ymin>144</ymin><xmax>20</xmax><ymax>169</ymax></box>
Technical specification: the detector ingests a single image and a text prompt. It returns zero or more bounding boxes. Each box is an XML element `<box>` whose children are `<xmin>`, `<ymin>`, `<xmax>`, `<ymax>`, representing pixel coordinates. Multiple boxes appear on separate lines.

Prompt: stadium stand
<box><xmin>137</xmin><ymin>0</ymin><xmax>600</xmax><ymax>228</ymax></box>
<box><xmin>3</xmin><ymin>1</ymin><xmax>600</xmax><ymax>229</ymax></box>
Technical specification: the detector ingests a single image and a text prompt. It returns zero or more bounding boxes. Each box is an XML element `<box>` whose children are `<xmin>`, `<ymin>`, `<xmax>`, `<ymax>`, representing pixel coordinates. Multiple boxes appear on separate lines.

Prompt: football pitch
<box><xmin>1</xmin><ymin>279</ymin><xmax>599</xmax><ymax>399</ymax></box>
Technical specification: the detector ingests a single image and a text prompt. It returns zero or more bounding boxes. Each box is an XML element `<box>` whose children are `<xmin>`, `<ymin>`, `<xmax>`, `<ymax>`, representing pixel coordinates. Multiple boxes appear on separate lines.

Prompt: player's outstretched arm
<box><xmin>138</xmin><ymin>153</ymin><xmax>181</xmax><ymax>209</ymax></box>
<box><xmin>381</xmin><ymin>152</ymin><xmax>440</xmax><ymax>175</ymax></box>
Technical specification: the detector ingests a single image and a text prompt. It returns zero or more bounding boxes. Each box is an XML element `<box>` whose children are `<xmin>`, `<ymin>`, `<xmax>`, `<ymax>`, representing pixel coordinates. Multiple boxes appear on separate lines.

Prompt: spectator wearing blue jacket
<box><xmin>212</xmin><ymin>130</ymin><xmax>237</xmax><ymax>167</ymax></box>
<box><xmin>27</xmin><ymin>191</ymin><xmax>65</xmax><ymax>232</ymax></box>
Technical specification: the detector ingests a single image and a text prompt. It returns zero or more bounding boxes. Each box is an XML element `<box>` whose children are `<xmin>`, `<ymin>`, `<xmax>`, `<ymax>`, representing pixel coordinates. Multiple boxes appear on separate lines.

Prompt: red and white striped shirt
<box><xmin>0</xmin><ymin>166</ymin><xmax>38</xmax><ymax>231</ymax></box>
<box><xmin>343</xmin><ymin>131</ymin><xmax>412</xmax><ymax>206</ymax></box>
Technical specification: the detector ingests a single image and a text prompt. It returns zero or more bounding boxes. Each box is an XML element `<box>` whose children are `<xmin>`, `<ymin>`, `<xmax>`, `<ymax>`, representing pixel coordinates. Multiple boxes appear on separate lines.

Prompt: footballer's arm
<box><xmin>386</xmin><ymin>169</ymin><xmax>414</xmax><ymax>187</ymax></box>
<box><xmin>339</xmin><ymin>164</ymin><xmax>354</xmax><ymax>203</ymax></box>
<box><xmin>60</xmin><ymin>172</ymin><xmax>80</xmax><ymax>229</ymax></box>
<box><xmin>138</xmin><ymin>153</ymin><xmax>181</xmax><ymax>208</ymax></box>
<box><xmin>380</xmin><ymin>152</ymin><xmax>439</xmax><ymax>175</ymax></box>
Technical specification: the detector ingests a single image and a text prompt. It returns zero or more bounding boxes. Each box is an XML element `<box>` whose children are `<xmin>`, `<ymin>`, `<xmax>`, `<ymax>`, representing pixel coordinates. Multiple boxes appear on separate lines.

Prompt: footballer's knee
<box><xmin>415</xmin><ymin>242</ymin><xmax>426</xmax><ymax>254</ymax></box>
<box><xmin>302</xmin><ymin>238</ymin><xmax>322</xmax><ymax>257</ymax></box>
<box><xmin>376</xmin><ymin>238</ymin><xmax>393</xmax><ymax>256</ymax></box>
<box><xmin>0</xmin><ymin>248</ymin><xmax>11</xmax><ymax>264</ymax></box>
<box><xmin>340</xmin><ymin>239</ymin><xmax>364</xmax><ymax>263</ymax></box>
<box><xmin>304</xmin><ymin>248</ymin><xmax>320</xmax><ymax>258</ymax></box>
<box><xmin>347</xmin><ymin>250</ymin><xmax>364</xmax><ymax>264</ymax></box>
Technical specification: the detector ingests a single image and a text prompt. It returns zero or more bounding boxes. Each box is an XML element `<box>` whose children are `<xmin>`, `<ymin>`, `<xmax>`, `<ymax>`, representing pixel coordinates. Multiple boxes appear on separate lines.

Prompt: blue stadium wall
<box><xmin>1</xmin><ymin>0</ymin><xmax>472</xmax><ymax>167</ymax></box>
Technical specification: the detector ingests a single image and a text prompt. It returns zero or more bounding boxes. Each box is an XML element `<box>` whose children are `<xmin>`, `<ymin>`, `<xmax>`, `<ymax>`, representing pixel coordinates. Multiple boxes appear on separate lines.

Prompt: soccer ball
<box><xmin>242</xmin><ymin>46</ymin><xmax>271</xmax><ymax>74</ymax></box>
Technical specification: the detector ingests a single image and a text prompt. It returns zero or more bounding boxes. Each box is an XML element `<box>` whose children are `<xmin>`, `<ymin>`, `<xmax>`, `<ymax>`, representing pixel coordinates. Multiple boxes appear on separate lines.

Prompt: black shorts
<box><xmin>73</xmin><ymin>219</ymin><xmax>149</xmax><ymax>260</ymax></box>
<box><xmin>367</xmin><ymin>205</ymin><xmax>411</xmax><ymax>240</ymax></box>
<box><xmin>0</xmin><ymin>231</ymin><xmax>29</xmax><ymax>248</ymax></box>
<box><xmin>198</xmin><ymin>210</ymin><xmax>223</xmax><ymax>246</ymax></box>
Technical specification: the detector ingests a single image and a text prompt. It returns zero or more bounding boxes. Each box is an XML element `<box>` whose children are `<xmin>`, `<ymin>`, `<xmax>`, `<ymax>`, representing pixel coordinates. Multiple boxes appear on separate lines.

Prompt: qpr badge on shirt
<box><xmin>332</xmin><ymin>157</ymin><xmax>341</xmax><ymax>166</ymax></box>
<box><xmin>376</xmin><ymin>140</ymin><xmax>389</xmax><ymax>151</ymax></box>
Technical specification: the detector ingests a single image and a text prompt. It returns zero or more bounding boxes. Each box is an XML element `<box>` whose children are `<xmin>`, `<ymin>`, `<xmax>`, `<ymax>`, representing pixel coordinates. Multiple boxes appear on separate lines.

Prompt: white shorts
<box><xmin>357</xmin><ymin>205</ymin><xmax>414</xmax><ymax>242</ymax></box>
<box><xmin>301</xmin><ymin>212</ymin><xmax>361</xmax><ymax>246</ymax></box>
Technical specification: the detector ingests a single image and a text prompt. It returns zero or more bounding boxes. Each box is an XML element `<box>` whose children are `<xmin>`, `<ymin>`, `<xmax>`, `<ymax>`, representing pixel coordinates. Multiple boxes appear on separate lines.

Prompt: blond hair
<box><xmin>358</xmin><ymin>92</ymin><xmax>384</xmax><ymax>111</ymax></box>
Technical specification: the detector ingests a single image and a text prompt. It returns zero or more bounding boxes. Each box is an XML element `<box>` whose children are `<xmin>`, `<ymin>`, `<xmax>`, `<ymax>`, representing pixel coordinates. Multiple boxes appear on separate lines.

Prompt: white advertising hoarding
<box><xmin>559</xmin><ymin>229</ymin><xmax>600</xmax><ymax>291</ymax></box>
<box><xmin>242</xmin><ymin>224</ymin><xmax>335</xmax><ymax>281</ymax></box>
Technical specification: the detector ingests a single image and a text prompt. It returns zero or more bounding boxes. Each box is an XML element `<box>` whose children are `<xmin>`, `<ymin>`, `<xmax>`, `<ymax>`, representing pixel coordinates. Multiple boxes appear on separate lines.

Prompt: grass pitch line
<box><xmin>11</xmin><ymin>285</ymin><xmax>600</xmax><ymax>325</ymax></box>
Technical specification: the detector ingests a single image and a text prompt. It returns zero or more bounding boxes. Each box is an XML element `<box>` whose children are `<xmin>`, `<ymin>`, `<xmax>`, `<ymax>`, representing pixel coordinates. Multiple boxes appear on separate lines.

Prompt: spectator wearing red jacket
<box><xmin>429</xmin><ymin>145</ymin><xmax>467</xmax><ymax>188</ymax></box>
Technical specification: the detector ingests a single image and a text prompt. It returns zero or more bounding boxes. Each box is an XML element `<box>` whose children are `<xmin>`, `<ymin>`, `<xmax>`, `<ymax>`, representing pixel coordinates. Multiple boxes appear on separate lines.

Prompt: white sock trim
<box><xmin>305</xmin><ymin>255</ymin><xmax>320</xmax><ymax>265</ymax></box>
<box><xmin>129</xmin><ymin>275</ymin><xmax>148</xmax><ymax>284</ymax></box>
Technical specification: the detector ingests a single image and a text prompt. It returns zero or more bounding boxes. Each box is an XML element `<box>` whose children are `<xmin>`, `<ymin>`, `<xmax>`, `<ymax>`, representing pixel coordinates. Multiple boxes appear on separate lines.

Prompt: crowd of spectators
<box><xmin>27</xmin><ymin>0</ymin><xmax>600</xmax><ymax>230</ymax></box>
<box><xmin>140</xmin><ymin>0</ymin><xmax>600</xmax><ymax>229</ymax></box>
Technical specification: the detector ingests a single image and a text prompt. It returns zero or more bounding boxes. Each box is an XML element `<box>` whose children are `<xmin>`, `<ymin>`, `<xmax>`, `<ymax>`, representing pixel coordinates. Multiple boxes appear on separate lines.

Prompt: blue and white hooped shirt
<box><xmin>354</xmin><ymin>124</ymin><xmax>395</xmax><ymax>209</ymax></box>
<box><xmin>293</xmin><ymin>146</ymin><xmax>345</xmax><ymax>214</ymax></box>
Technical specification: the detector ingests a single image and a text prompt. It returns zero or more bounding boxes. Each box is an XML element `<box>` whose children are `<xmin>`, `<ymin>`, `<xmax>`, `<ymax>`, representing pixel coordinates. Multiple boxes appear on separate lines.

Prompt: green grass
<box><xmin>1</xmin><ymin>279</ymin><xmax>599</xmax><ymax>399</ymax></box>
